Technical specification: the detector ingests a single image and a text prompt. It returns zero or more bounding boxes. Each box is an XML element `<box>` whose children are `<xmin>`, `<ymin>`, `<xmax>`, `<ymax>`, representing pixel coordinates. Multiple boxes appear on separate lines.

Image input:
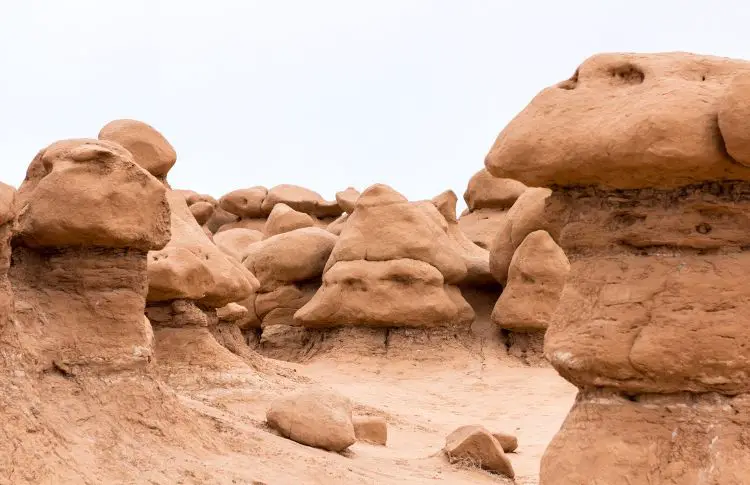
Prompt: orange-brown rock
<box><xmin>443</xmin><ymin>425</ymin><xmax>514</xmax><ymax>478</ymax></box>
<box><xmin>213</xmin><ymin>228</ymin><xmax>264</xmax><ymax>262</ymax></box>
<box><xmin>12</xmin><ymin>138</ymin><xmax>170</xmax><ymax>372</ymax></box>
<box><xmin>261</xmin><ymin>184</ymin><xmax>342</xmax><ymax>218</ymax></box>
<box><xmin>492</xmin><ymin>230</ymin><xmax>569</xmax><ymax>331</ymax></box>
<box><xmin>335</xmin><ymin>187</ymin><xmax>360</xmax><ymax>213</ymax></box>
<box><xmin>489</xmin><ymin>187</ymin><xmax>552</xmax><ymax>284</ymax></box>
<box><xmin>98</xmin><ymin>119</ymin><xmax>177</xmax><ymax>179</ymax></box>
<box><xmin>189</xmin><ymin>201</ymin><xmax>214</xmax><ymax>226</ymax></box>
<box><xmin>485</xmin><ymin>52</ymin><xmax>750</xmax><ymax>189</ymax></box>
<box><xmin>244</xmin><ymin>228</ymin><xmax>336</xmax><ymax>290</ymax></box>
<box><xmin>352</xmin><ymin>416</ymin><xmax>387</xmax><ymax>445</ymax></box>
<box><xmin>219</xmin><ymin>186</ymin><xmax>268</xmax><ymax>219</ymax></box>
<box><xmin>486</xmin><ymin>52</ymin><xmax>750</xmax><ymax>485</ymax></box>
<box><xmin>16</xmin><ymin>139</ymin><xmax>170</xmax><ymax>251</ymax></box>
<box><xmin>147</xmin><ymin>191</ymin><xmax>258</xmax><ymax>308</ymax></box>
<box><xmin>326</xmin><ymin>214</ymin><xmax>348</xmax><ymax>236</ymax></box>
<box><xmin>263</xmin><ymin>203</ymin><xmax>315</xmax><ymax>237</ymax></box>
<box><xmin>266</xmin><ymin>387</ymin><xmax>356</xmax><ymax>452</ymax></box>
<box><xmin>464</xmin><ymin>169</ymin><xmax>526</xmax><ymax>211</ymax></box>
<box><xmin>205</xmin><ymin>206</ymin><xmax>239</xmax><ymax>234</ymax></box>
<box><xmin>295</xmin><ymin>184</ymin><xmax>474</xmax><ymax>327</ymax></box>
<box><xmin>458</xmin><ymin>209</ymin><xmax>508</xmax><ymax>251</ymax></box>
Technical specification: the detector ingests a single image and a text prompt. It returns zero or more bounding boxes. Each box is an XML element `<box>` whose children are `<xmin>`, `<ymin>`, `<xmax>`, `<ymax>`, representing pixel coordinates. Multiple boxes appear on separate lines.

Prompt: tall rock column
<box><xmin>485</xmin><ymin>53</ymin><xmax>750</xmax><ymax>484</ymax></box>
<box><xmin>11</xmin><ymin>139</ymin><xmax>170</xmax><ymax>373</ymax></box>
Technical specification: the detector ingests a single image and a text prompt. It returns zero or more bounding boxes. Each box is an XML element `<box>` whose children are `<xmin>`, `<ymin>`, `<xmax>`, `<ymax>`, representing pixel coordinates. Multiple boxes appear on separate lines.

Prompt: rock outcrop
<box><xmin>486</xmin><ymin>52</ymin><xmax>750</xmax><ymax>485</ymax></box>
<box><xmin>458</xmin><ymin>169</ymin><xmax>527</xmax><ymax>251</ymax></box>
<box><xmin>244</xmin><ymin>227</ymin><xmax>336</xmax><ymax>332</ymax></box>
<box><xmin>491</xmin><ymin>230</ymin><xmax>569</xmax><ymax>331</ymax></box>
<box><xmin>295</xmin><ymin>184</ymin><xmax>474</xmax><ymax>328</ymax></box>
<box><xmin>443</xmin><ymin>425</ymin><xmax>515</xmax><ymax>478</ymax></box>
<box><xmin>266</xmin><ymin>387</ymin><xmax>356</xmax><ymax>452</ymax></box>
<box><xmin>12</xmin><ymin>138</ymin><xmax>170</xmax><ymax>373</ymax></box>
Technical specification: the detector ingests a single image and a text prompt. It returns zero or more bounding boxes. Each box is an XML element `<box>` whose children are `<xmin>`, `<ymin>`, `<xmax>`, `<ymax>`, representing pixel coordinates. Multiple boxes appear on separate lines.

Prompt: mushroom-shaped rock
<box><xmin>335</xmin><ymin>187</ymin><xmax>360</xmax><ymax>213</ymax></box>
<box><xmin>147</xmin><ymin>191</ymin><xmax>258</xmax><ymax>307</ymax></box>
<box><xmin>464</xmin><ymin>169</ymin><xmax>527</xmax><ymax>211</ymax></box>
<box><xmin>489</xmin><ymin>187</ymin><xmax>553</xmax><ymax>284</ymax></box>
<box><xmin>190</xmin><ymin>201</ymin><xmax>215</xmax><ymax>226</ymax></box>
<box><xmin>219</xmin><ymin>186</ymin><xmax>268</xmax><ymax>218</ymax></box>
<box><xmin>266</xmin><ymin>387</ymin><xmax>356</xmax><ymax>452</ymax></box>
<box><xmin>295</xmin><ymin>184</ymin><xmax>474</xmax><ymax>327</ymax></box>
<box><xmin>295</xmin><ymin>259</ymin><xmax>473</xmax><ymax>327</ymax></box>
<box><xmin>263</xmin><ymin>203</ymin><xmax>315</xmax><ymax>237</ymax></box>
<box><xmin>325</xmin><ymin>184</ymin><xmax>467</xmax><ymax>283</ymax></box>
<box><xmin>261</xmin><ymin>184</ymin><xmax>342</xmax><ymax>218</ymax></box>
<box><xmin>485</xmin><ymin>52</ymin><xmax>750</xmax><ymax>188</ymax></box>
<box><xmin>492</xmin><ymin>230</ymin><xmax>569</xmax><ymax>331</ymax></box>
<box><xmin>244</xmin><ymin>227</ymin><xmax>336</xmax><ymax>290</ymax></box>
<box><xmin>213</xmin><ymin>228</ymin><xmax>264</xmax><ymax>262</ymax></box>
<box><xmin>353</xmin><ymin>416</ymin><xmax>387</xmax><ymax>446</ymax></box>
<box><xmin>98</xmin><ymin>119</ymin><xmax>177</xmax><ymax>179</ymax></box>
<box><xmin>12</xmin><ymin>138</ymin><xmax>169</xmax><ymax>372</ymax></box>
<box><xmin>444</xmin><ymin>425</ymin><xmax>514</xmax><ymax>478</ymax></box>
<box><xmin>719</xmin><ymin>72</ymin><xmax>750</xmax><ymax>167</ymax></box>
<box><xmin>16</xmin><ymin>139</ymin><xmax>170</xmax><ymax>251</ymax></box>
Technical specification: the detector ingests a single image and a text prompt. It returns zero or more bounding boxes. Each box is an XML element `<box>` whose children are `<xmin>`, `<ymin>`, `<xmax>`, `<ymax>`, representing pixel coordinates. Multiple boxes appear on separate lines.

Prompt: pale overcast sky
<box><xmin>2</xmin><ymin>1</ymin><xmax>750</xmax><ymax>206</ymax></box>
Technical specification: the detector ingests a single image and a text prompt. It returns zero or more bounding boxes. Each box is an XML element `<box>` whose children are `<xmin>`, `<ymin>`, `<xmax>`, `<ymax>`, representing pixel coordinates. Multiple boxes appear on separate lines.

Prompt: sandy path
<box><xmin>300</xmin><ymin>357</ymin><xmax>576</xmax><ymax>484</ymax></box>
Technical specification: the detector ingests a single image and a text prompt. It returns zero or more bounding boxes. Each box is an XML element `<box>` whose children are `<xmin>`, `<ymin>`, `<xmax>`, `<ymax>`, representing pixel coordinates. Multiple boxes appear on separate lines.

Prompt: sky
<box><xmin>2</xmin><ymin>1</ymin><xmax>750</xmax><ymax>208</ymax></box>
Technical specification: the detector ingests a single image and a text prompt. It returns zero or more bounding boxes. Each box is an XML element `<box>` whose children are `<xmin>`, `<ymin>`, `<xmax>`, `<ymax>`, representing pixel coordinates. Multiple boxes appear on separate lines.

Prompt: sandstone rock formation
<box><xmin>266</xmin><ymin>387</ymin><xmax>356</xmax><ymax>452</ymax></box>
<box><xmin>352</xmin><ymin>416</ymin><xmax>388</xmax><ymax>445</ymax></box>
<box><xmin>13</xmin><ymin>138</ymin><xmax>170</xmax><ymax>372</ymax></box>
<box><xmin>213</xmin><ymin>227</ymin><xmax>264</xmax><ymax>262</ymax></box>
<box><xmin>458</xmin><ymin>169</ymin><xmax>527</xmax><ymax>251</ymax></box>
<box><xmin>335</xmin><ymin>187</ymin><xmax>360</xmax><ymax>213</ymax></box>
<box><xmin>244</xmin><ymin>227</ymin><xmax>336</xmax><ymax>331</ymax></box>
<box><xmin>295</xmin><ymin>184</ymin><xmax>474</xmax><ymax>327</ymax></box>
<box><xmin>264</xmin><ymin>203</ymin><xmax>315</xmax><ymax>237</ymax></box>
<box><xmin>443</xmin><ymin>425</ymin><xmax>515</xmax><ymax>478</ymax></box>
<box><xmin>491</xmin><ymin>230</ymin><xmax>569</xmax><ymax>331</ymax></box>
<box><xmin>261</xmin><ymin>184</ymin><xmax>342</xmax><ymax>218</ymax></box>
<box><xmin>488</xmin><ymin>187</ymin><xmax>553</xmax><ymax>284</ymax></box>
<box><xmin>99</xmin><ymin>119</ymin><xmax>177</xmax><ymax>179</ymax></box>
<box><xmin>492</xmin><ymin>432</ymin><xmax>518</xmax><ymax>454</ymax></box>
<box><xmin>486</xmin><ymin>52</ymin><xmax>750</xmax><ymax>485</ymax></box>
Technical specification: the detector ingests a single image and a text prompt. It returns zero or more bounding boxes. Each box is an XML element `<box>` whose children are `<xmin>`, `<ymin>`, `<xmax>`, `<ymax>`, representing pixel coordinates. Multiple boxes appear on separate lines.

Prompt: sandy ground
<box><xmin>173</xmin><ymin>347</ymin><xmax>577</xmax><ymax>485</ymax></box>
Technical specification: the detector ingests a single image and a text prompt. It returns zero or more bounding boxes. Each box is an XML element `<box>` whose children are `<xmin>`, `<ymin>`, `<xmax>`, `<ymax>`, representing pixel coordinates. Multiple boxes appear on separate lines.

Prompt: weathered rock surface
<box><xmin>261</xmin><ymin>184</ymin><xmax>342</xmax><ymax>218</ymax></box>
<box><xmin>484</xmin><ymin>52</ymin><xmax>750</xmax><ymax>485</ymax></box>
<box><xmin>213</xmin><ymin>228</ymin><xmax>264</xmax><ymax>262</ymax></box>
<box><xmin>492</xmin><ymin>432</ymin><xmax>518</xmax><ymax>454</ymax></box>
<box><xmin>219</xmin><ymin>186</ymin><xmax>268</xmax><ymax>218</ymax></box>
<box><xmin>443</xmin><ymin>425</ymin><xmax>515</xmax><ymax>478</ymax></box>
<box><xmin>16</xmin><ymin>139</ymin><xmax>170</xmax><ymax>250</ymax></box>
<box><xmin>266</xmin><ymin>387</ymin><xmax>356</xmax><ymax>452</ymax></box>
<box><xmin>464</xmin><ymin>169</ymin><xmax>527</xmax><ymax>211</ymax></box>
<box><xmin>264</xmin><ymin>203</ymin><xmax>315</xmax><ymax>237</ymax></box>
<box><xmin>12</xmin><ymin>138</ymin><xmax>170</xmax><ymax>372</ymax></box>
<box><xmin>295</xmin><ymin>184</ymin><xmax>474</xmax><ymax>327</ymax></box>
<box><xmin>147</xmin><ymin>191</ymin><xmax>258</xmax><ymax>308</ymax></box>
<box><xmin>98</xmin><ymin>119</ymin><xmax>177</xmax><ymax>179</ymax></box>
<box><xmin>189</xmin><ymin>201</ymin><xmax>215</xmax><ymax>226</ymax></box>
<box><xmin>485</xmin><ymin>52</ymin><xmax>750</xmax><ymax>188</ymax></box>
<box><xmin>353</xmin><ymin>416</ymin><xmax>387</xmax><ymax>445</ymax></box>
<box><xmin>492</xmin><ymin>230</ymin><xmax>569</xmax><ymax>331</ymax></box>
<box><xmin>335</xmin><ymin>187</ymin><xmax>360</xmax><ymax>213</ymax></box>
<box><xmin>489</xmin><ymin>187</ymin><xmax>553</xmax><ymax>284</ymax></box>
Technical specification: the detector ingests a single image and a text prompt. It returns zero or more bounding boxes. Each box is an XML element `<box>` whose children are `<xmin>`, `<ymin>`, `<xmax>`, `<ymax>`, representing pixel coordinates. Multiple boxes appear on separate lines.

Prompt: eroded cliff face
<box><xmin>485</xmin><ymin>52</ymin><xmax>750</xmax><ymax>485</ymax></box>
